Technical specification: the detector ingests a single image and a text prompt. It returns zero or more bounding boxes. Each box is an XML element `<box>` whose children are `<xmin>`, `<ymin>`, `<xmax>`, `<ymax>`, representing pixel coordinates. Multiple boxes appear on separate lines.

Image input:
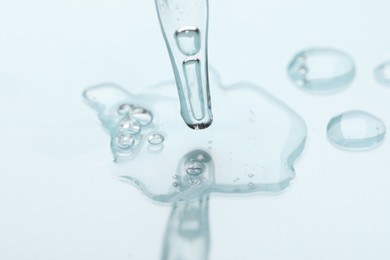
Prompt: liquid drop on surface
<box><xmin>288</xmin><ymin>48</ymin><xmax>355</xmax><ymax>94</ymax></box>
<box><xmin>374</xmin><ymin>61</ymin><xmax>390</xmax><ymax>86</ymax></box>
<box><xmin>327</xmin><ymin>110</ymin><xmax>386</xmax><ymax>151</ymax></box>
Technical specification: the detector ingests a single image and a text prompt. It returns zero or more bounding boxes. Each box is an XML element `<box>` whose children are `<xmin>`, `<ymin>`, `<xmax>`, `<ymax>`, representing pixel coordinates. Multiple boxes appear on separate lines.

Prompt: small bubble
<box><xmin>118</xmin><ymin>118</ymin><xmax>141</xmax><ymax>134</ymax></box>
<box><xmin>172</xmin><ymin>182</ymin><xmax>179</xmax><ymax>188</ymax></box>
<box><xmin>172</xmin><ymin>175</ymin><xmax>178</xmax><ymax>180</ymax></box>
<box><xmin>249</xmin><ymin>182</ymin><xmax>254</xmax><ymax>188</ymax></box>
<box><xmin>116</xmin><ymin>133</ymin><xmax>135</xmax><ymax>149</ymax></box>
<box><xmin>148</xmin><ymin>133</ymin><xmax>165</xmax><ymax>145</ymax></box>
<box><xmin>327</xmin><ymin>110</ymin><xmax>386</xmax><ymax>151</ymax></box>
<box><xmin>248</xmin><ymin>174</ymin><xmax>254</xmax><ymax>178</ymax></box>
<box><xmin>185</xmin><ymin>161</ymin><xmax>204</xmax><ymax>176</ymax></box>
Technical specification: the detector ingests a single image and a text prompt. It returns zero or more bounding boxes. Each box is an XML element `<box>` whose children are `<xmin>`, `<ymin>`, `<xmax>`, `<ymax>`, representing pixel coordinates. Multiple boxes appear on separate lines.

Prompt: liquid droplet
<box><xmin>148</xmin><ymin>133</ymin><xmax>165</xmax><ymax>145</ymax></box>
<box><xmin>185</xmin><ymin>161</ymin><xmax>204</xmax><ymax>176</ymax></box>
<box><xmin>130</xmin><ymin>107</ymin><xmax>153</xmax><ymax>126</ymax></box>
<box><xmin>118</xmin><ymin>118</ymin><xmax>141</xmax><ymax>134</ymax></box>
<box><xmin>327</xmin><ymin>110</ymin><xmax>386</xmax><ymax>151</ymax></box>
<box><xmin>288</xmin><ymin>48</ymin><xmax>355</xmax><ymax>93</ymax></box>
<box><xmin>248</xmin><ymin>174</ymin><xmax>254</xmax><ymax>178</ymax></box>
<box><xmin>374</xmin><ymin>61</ymin><xmax>390</xmax><ymax>86</ymax></box>
<box><xmin>116</xmin><ymin>133</ymin><xmax>135</xmax><ymax>149</ymax></box>
<box><xmin>175</xmin><ymin>26</ymin><xmax>201</xmax><ymax>56</ymax></box>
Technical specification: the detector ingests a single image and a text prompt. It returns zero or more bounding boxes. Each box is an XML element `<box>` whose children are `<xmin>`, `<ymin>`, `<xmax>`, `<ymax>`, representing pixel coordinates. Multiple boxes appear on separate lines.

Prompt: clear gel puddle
<box><xmin>374</xmin><ymin>61</ymin><xmax>390</xmax><ymax>86</ymax></box>
<box><xmin>84</xmin><ymin>73</ymin><xmax>307</xmax><ymax>260</ymax></box>
<box><xmin>155</xmin><ymin>0</ymin><xmax>213</xmax><ymax>129</ymax></box>
<box><xmin>83</xmin><ymin>74</ymin><xmax>307</xmax><ymax>202</ymax></box>
<box><xmin>288</xmin><ymin>48</ymin><xmax>355</xmax><ymax>94</ymax></box>
<box><xmin>327</xmin><ymin>110</ymin><xmax>386</xmax><ymax>151</ymax></box>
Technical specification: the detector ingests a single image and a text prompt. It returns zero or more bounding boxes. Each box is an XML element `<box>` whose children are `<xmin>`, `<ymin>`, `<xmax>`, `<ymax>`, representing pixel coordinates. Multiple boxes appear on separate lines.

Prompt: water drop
<box><xmin>118</xmin><ymin>118</ymin><xmax>141</xmax><ymax>134</ymax></box>
<box><xmin>327</xmin><ymin>110</ymin><xmax>386</xmax><ymax>151</ymax></box>
<box><xmin>248</xmin><ymin>174</ymin><xmax>254</xmax><ymax>178</ymax></box>
<box><xmin>175</xmin><ymin>26</ymin><xmax>201</xmax><ymax>56</ymax></box>
<box><xmin>130</xmin><ymin>107</ymin><xmax>153</xmax><ymax>126</ymax></box>
<box><xmin>116</xmin><ymin>132</ymin><xmax>135</xmax><ymax>149</ymax></box>
<box><xmin>185</xmin><ymin>161</ymin><xmax>204</xmax><ymax>176</ymax></box>
<box><xmin>288</xmin><ymin>48</ymin><xmax>355</xmax><ymax>93</ymax></box>
<box><xmin>374</xmin><ymin>61</ymin><xmax>390</xmax><ymax>86</ymax></box>
<box><xmin>148</xmin><ymin>133</ymin><xmax>165</xmax><ymax>145</ymax></box>
<box><xmin>172</xmin><ymin>182</ymin><xmax>179</xmax><ymax>188</ymax></box>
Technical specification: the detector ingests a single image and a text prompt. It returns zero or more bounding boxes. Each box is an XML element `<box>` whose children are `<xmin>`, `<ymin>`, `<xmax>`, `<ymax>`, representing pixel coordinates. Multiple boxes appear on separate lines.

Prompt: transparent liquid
<box><xmin>83</xmin><ymin>75</ymin><xmax>307</xmax><ymax>201</ymax></box>
<box><xmin>84</xmin><ymin>73</ymin><xmax>307</xmax><ymax>260</ymax></box>
<box><xmin>288</xmin><ymin>48</ymin><xmax>355</xmax><ymax>94</ymax></box>
<box><xmin>327</xmin><ymin>110</ymin><xmax>386</xmax><ymax>151</ymax></box>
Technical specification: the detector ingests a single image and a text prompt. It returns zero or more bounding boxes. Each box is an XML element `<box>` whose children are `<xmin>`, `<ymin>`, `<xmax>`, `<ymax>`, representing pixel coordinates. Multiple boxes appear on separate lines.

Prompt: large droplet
<box><xmin>374</xmin><ymin>61</ymin><xmax>390</xmax><ymax>86</ymax></box>
<box><xmin>327</xmin><ymin>111</ymin><xmax>386</xmax><ymax>151</ymax></box>
<box><xmin>175</xmin><ymin>26</ymin><xmax>201</xmax><ymax>56</ymax></box>
<box><xmin>288</xmin><ymin>48</ymin><xmax>355</xmax><ymax>94</ymax></box>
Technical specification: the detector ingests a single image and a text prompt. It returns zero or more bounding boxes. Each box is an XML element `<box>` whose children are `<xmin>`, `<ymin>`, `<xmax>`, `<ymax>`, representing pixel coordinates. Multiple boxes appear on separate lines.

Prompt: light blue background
<box><xmin>0</xmin><ymin>0</ymin><xmax>389</xmax><ymax>259</ymax></box>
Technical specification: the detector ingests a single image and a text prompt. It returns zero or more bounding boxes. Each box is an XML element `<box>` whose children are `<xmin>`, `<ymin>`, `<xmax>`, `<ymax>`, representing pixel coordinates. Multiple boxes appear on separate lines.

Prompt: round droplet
<box><xmin>116</xmin><ymin>133</ymin><xmax>136</xmax><ymax>149</ymax></box>
<box><xmin>185</xmin><ymin>161</ymin><xmax>204</xmax><ymax>176</ymax></box>
<box><xmin>172</xmin><ymin>182</ymin><xmax>179</xmax><ymax>188</ymax></box>
<box><xmin>288</xmin><ymin>48</ymin><xmax>355</xmax><ymax>93</ymax></box>
<box><xmin>130</xmin><ymin>107</ymin><xmax>153</xmax><ymax>126</ymax></box>
<box><xmin>327</xmin><ymin>111</ymin><xmax>386</xmax><ymax>151</ymax></box>
<box><xmin>248</xmin><ymin>174</ymin><xmax>254</xmax><ymax>178</ymax></box>
<box><xmin>374</xmin><ymin>61</ymin><xmax>390</xmax><ymax>86</ymax></box>
<box><xmin>118</xmin><ymin>118</ymin><xmax>141</xmax><ymax>134</ymax></box>
<box><xmin>148</xmin><ymin>133</ymin><xmax>165</xmax><ymax>145</ymax></box>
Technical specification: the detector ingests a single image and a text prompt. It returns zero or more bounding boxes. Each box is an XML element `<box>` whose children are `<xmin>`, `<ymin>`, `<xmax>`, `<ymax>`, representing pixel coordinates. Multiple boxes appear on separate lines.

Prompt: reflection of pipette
<box><xmin>155</xmin><ymin>0</ymin><xmax>213</xmax><ymax>130</ymax></box>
